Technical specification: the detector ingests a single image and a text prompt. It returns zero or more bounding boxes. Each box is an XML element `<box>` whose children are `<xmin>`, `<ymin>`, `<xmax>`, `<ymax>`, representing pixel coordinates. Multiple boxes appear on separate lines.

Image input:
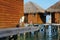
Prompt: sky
<box><xmin>24</xmin><ymin>0</ymin><xmax>59</xmax><ymax>9</ymax></box>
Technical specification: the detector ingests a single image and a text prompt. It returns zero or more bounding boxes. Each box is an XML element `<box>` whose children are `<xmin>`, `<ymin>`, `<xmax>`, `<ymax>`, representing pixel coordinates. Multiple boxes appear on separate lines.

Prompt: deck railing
<box><xmin>0</xmin><ymin>27</ymin><xmax>39</xmax><ymax>38</ymax></box>
<box><xmin>0</xmin><ymin>23</ymin><xmax>60</xmax><ymax>38</ymax></box>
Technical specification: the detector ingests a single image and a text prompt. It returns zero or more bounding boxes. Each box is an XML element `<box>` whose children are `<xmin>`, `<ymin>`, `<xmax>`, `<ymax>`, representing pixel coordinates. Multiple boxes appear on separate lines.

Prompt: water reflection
<box><xmin>0</xmin><ymin>26</ymin><xmax>60</xmax><ymax>40</ymax></box>
<box><xmin>19</xmin><ymin>30</ymin><xmax>59</xmax><ymax>40</ymax></box>
<box><xmin>0</xmin><ymin>31</ymin><xmax>60</xmax><ymax>40</ymax></box>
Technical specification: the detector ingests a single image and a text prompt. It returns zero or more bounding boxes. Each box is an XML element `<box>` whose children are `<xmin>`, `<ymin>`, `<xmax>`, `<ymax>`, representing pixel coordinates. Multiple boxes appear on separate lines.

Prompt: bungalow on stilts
<box><xmin>46</xmin><ymin>1</ymin><xmax>60</xmax><ymax>24</ymax></box>
<box><xmin>45</xmin><ymin>1</ymin><xmax>60</xmax><ymax>36</ymax></box>
<box><xmin>24</xmin><ymin>2</ymin><xmax>45</xmax><ymax>25</ymax></box>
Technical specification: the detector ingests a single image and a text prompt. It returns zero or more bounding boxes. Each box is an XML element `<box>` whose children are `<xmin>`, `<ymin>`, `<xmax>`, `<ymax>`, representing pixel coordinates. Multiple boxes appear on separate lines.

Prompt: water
<box><xmin>0</xmin><ymin>30</ymin><xmax>60</xmax><ymax>40</ymax></box>
<box><xmin>19</xmin><ymin>31</ymin><xmax>59</xmax><ymax>40</ymax></box>
<box><xmin>0</xmin><ymin>25</ymin><xmax>60</xmax><ymax>40</ymax></box>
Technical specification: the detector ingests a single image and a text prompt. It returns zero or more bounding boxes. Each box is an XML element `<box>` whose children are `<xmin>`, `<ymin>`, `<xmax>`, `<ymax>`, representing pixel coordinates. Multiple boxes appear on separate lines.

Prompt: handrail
<box><xmin>0</xmin><ymin>27</ymin><xmax>39</xmax><ymax>38</ymax></box>
<box><xmin>41</xmin><ymin>24</ymin><xmax>60</xmax><ymax>25</ymax></box>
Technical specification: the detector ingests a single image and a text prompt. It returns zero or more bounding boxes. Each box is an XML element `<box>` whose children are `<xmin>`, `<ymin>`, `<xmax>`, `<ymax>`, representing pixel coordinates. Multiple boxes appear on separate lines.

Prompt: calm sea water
<box><xmin>0</xmin><ymin>30</ymin><xmax>60</xmax><ymax>40</ymax></box>
<box><xmin>20</xmin><ymin>31</ymin><xmax>60</xmax><ymax>40</ymax></box>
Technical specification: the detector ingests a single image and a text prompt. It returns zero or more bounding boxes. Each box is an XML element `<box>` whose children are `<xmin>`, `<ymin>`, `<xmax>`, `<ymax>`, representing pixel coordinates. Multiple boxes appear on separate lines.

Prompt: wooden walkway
<box><xmin>0</xmin><ymin>27</ymin><xmax>39</xmax><ymax>38</ymax></box>
<box><xmin>0</xmin><ymin>23</ymin><xmax>60</xmax><ymax>38</ymax></box>
<box><xmin>42</xmin><ymin>24</ymin><xmax>60</xmax><ymax>25</ymax></box>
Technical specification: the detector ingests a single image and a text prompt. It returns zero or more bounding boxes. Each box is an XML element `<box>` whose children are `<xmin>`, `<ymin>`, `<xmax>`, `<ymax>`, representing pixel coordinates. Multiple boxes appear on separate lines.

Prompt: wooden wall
<box><xmin>55</xmin><ymin>13</ymin><xmax>60</xmax><ymax>23</ymax></box>
<box><xmin>0</xmin><ymin>0</ymin><xmax>23</xmax><ymax>28</ymax></box>
<box><xmin>37</xmin><ymin>14</ymin><xmax>44</xmax><ymax>24</ymax></box>
<box><xmin>28</xmin><ymin>13</ymin><xmax>37</xmax><ymax>24</ymax></box>
<box><xmin>27</xmin><ymin>13</ymin><xmax>44</xmax><ymax>24</ymax></box>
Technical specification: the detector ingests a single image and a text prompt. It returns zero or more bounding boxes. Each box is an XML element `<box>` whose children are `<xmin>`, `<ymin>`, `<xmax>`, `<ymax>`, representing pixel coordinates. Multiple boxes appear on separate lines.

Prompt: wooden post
<box><xmin>17</xmin><ymin>33</ymin><xmax>20</xmax><ymax>40</ymax></box>
<box><xmin>24</xmin><ymin>33</ymin><xmax>26</xmax><ymax>40</ymax></box>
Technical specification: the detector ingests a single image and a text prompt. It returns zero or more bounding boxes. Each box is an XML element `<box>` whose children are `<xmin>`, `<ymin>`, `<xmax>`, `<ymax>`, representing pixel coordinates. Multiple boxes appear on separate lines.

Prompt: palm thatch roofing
<box><xmin>47</xmin><ymin>1</ymin><xmax>60</xmax><ymax>12</ymax></box>
<box><xmin>24</xmin><ymin>1</ymin><xmax>45</xmax><ymax>13</ymax></box>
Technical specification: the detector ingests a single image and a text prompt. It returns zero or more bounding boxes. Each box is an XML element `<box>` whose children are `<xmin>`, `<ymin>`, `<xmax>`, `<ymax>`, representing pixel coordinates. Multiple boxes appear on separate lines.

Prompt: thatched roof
<box><xmin>47</xmin><ymin>1</ymin><xmax>60</xmax><ymax>12</ymax></box>
<box><xmin>24</xmin><ymin>1</ymin><xmax>45</xmax><ymax>13</ymax></box>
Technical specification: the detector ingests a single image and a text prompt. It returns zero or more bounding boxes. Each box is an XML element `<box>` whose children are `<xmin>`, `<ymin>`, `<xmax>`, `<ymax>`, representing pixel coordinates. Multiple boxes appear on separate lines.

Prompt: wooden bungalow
<box><xmin>24</xmin><ymin>2</ymin><xmax>45</xmax><ymax>24</ymax></box>
<box><xmin>0</xmin><ymin>0</ymin><xmax>24</xmax><ymax>28</ymax></box>
<box><xmin>46</xmin><ymin>1</ymin><xmax>60</xmax><ymax>24</ymax></box>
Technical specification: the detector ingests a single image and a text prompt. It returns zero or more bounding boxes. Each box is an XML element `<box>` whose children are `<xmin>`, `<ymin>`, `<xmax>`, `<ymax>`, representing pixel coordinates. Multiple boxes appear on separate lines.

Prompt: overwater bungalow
<box><xmin>46</xmin><ymin>1</ymin><xmax>60</xmax><ymax>24</ymax></box>
<box><xmin>0</xmin><ymin>0</ymin><xmax>23</xmax><ymax>28</ymax></box>
<box><xmin>24</xmin><ymin>2</ymin><xmax>45</xmax><ymax>24</ymax></box>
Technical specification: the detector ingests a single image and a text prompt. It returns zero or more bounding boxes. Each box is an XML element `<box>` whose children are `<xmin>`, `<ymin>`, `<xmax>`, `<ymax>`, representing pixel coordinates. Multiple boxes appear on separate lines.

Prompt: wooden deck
<box><xmin>0</xmin><ymin>23</ymin><xmax>60</xmax><ymax>38</ymax></box>
<box><xmin>0</xmin><ymin>27</ymin><xmax>39</xmax><ymax>38</ymax></box>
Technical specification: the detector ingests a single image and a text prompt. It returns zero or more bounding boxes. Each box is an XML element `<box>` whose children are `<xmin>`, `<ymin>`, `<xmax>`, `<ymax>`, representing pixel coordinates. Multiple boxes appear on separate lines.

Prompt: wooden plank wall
<box><xmin>0</xmin><ymin>0</ymin><xmax>23</xmax><ymax>28</ymax></box>
<box><xmin>37</xmin><ymin>14</ymin><xmax>44</xmax><ymax>24</ymax></box>
<box><xmin>55</xmin><ymin>13</ymin><xmax>60</xmax><ymax>24</ymax></box>
<box><xmin>28</xmin><ymin>13</ymin><xmax>44</xmax><ymax>24</ymax></box>
<box><xmin>28</xmin><ymin>13</ymin><xmax>37</xmax><ymax>24</ymax></box>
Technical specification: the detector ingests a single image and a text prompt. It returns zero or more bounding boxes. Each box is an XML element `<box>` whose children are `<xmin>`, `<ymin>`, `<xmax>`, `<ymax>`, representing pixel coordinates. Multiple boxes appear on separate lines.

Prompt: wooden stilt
<box><xmin>17</xmin><ymin>34</ymin><xmax>20</xmax><ymax>40</ymax></box>
<box><xmin>24</xmin><ymin>33</ymin><xmax>26</xmax><ymax>40</ymax></box>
